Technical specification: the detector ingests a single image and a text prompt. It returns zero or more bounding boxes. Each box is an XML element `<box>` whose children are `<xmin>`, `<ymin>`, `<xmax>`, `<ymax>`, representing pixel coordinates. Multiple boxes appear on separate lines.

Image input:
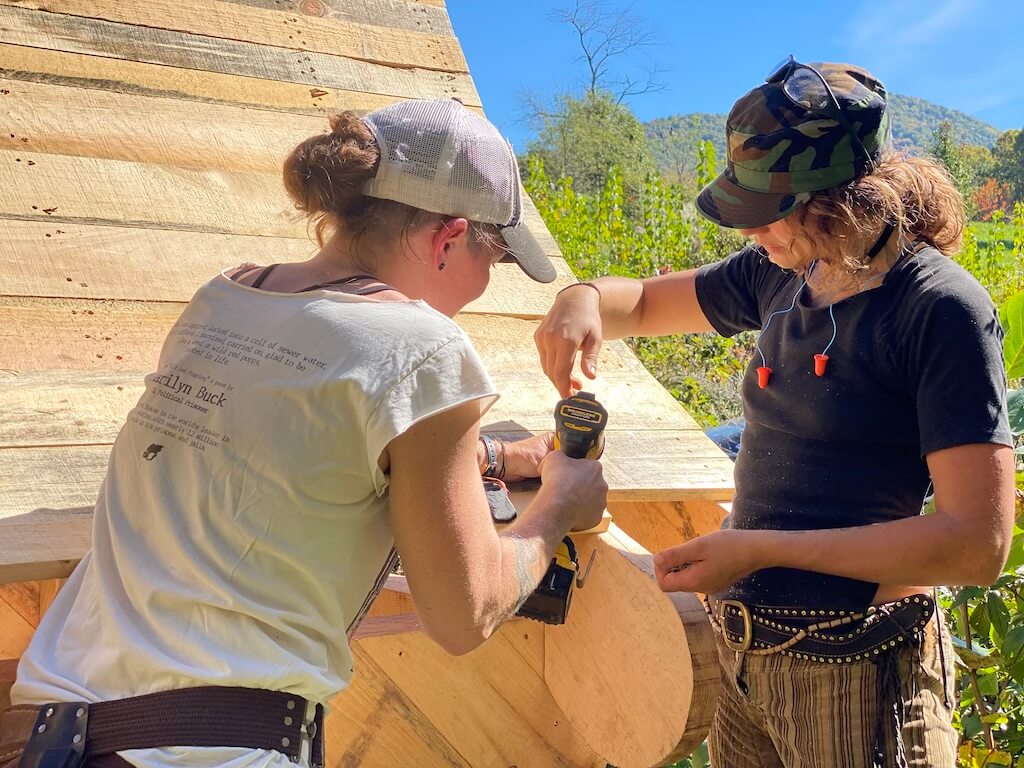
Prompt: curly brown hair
<box><xmin>282</xmin><ymin>111</ymin><xmax>503</xmax><ymax>270</ymax></box>
<box><xmin>790</xmin><ymin>151</ymin><xmax>965</xmax><ymax>275</ymax></box>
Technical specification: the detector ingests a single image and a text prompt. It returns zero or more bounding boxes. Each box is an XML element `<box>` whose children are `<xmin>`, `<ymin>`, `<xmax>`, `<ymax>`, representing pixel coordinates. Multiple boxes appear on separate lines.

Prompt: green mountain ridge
<box><xmin>645</xmin><ymin>93</ymin><xmax>1003</xmax><ymax>179</ymax></box>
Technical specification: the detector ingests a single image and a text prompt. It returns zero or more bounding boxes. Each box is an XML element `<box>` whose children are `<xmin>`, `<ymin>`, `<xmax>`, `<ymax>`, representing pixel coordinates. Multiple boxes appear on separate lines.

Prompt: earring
<box><xmin>438</xmin><ymin>262</ymin><xmax>446</xmax><ymax>272</ymax></box>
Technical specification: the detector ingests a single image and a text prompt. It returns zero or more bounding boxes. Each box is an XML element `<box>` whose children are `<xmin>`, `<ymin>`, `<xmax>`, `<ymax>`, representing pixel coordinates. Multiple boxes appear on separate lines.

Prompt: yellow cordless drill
<box><xmin>516</xmin><ymin>392</ymin><xmax>607</xmax><ymax>625</ymax></box>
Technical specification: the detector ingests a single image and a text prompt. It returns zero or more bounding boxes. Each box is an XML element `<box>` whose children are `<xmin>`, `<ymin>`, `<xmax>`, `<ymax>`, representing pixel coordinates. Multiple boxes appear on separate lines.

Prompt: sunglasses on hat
<box><xmin>766</xmin><ymin>55</ymin><xmax>874</xmax><ymax>171</ymax></box>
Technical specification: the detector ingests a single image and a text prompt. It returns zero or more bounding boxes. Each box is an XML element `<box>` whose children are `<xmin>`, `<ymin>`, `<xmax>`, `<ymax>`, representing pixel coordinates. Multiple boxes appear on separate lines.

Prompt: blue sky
<box><xmin>446</xmin><ymin>0</ymin><xmax>1024</xmax><ymax>152</ymax></box>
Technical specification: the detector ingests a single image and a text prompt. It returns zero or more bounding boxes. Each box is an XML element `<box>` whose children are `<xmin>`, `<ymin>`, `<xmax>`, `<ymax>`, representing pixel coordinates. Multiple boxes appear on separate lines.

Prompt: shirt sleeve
<box><xmin>904</xmin><ymin>280</ymin><xmax>1012</xmax><ymax>456</ymax></box>
<box><xmin>694</xmin><ymin>245</ymin><xmax>793</xmax><ymax>336</ymax></box>
<box><xmin>365</xmin><ymin>332</ymin><xmax>499</xmax><ymax>495</ymax></box>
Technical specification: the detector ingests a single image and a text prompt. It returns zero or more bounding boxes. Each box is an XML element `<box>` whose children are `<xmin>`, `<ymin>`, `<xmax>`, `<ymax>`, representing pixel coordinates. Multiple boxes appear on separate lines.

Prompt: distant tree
<box><xmin>930</xmin><ymin>120</ymin><xmax>979</xmax><ymax>219</ymax></box>
<box><xmin>524</xmin><ymin>89</ymin><xmax>657</xmax><ymax>197</ymax></box>
<box><xmin>992</xmin><ymin>128</ymin><xmax>1024</xmax><ymax>202</ymax></box>
<box><xmin>974</xmin><ymin>179</ymin><xmax>1014</xmax><ymax>221</ymax></box>
<box><xmin>552</xmin><ymin>0</ymin><xmax>666</xmax><ymax>102</ymax></box>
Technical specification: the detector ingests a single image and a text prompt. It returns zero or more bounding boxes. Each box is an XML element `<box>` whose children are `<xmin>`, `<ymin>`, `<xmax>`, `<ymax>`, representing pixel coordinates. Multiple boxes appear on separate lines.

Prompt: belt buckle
<box><xmin>718</xmin><ymin>599</ymin><xmax>753</xmax><ymax>652</ymax></box>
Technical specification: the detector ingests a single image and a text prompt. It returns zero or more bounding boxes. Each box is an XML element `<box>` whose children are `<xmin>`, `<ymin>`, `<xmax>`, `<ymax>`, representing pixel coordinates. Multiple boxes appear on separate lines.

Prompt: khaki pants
<box><xmin>708</xmin><ymin>615</ymin><xmax>958</xmax><ymax>767</ymax></box>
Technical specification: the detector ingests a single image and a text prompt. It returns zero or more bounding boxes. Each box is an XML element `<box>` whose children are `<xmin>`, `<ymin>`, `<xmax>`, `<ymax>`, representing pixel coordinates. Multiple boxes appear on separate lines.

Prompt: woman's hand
<box><xmin>500</xmin><ymin>432</ymin><xmax>555</xmax><ymax>482</ymax></box>
<box><xmin>653</xmin><ymin>529</ymin><xmax>767</xmax><ymax>594</ymax></box>
<box><xmin>534</xmin><ymin>284</ymin><xmax>603</xmax><ymax>398</ymax></box>
<box><xmin>537</xmin><ymin>450</ymin><xmax>607</xmax><ymax>532</ymax></box>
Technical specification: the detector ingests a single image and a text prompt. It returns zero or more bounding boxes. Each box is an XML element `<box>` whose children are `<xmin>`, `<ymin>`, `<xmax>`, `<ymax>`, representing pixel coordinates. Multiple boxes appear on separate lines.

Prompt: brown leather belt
<box><xmin>11</xmin><ymin>686</ymin><xmax>324</xmax><ymax>768</ymax></box>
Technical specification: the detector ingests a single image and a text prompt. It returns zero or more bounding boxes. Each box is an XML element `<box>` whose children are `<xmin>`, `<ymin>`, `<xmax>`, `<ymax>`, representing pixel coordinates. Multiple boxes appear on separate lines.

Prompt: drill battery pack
<box><xmin>515</xmin><ymin>536</ymin><xmax>579</xmax><ymax>625</ymax></box>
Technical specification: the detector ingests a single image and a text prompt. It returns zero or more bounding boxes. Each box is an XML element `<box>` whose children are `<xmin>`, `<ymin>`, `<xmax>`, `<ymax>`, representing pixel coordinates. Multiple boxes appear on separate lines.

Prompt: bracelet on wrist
<box><xmin>556</xmin><ymin>281</ymin><xmax>601</xmax><ymax>301</ymax></box>
<box><xmin>479</xmin><ymin>434</ymin><xmax>500</xmax><ymax>478</ymax></box>
<box><xmin>496</xmin><ymin>438</ymin><xmax>507</xmax><ymax>480</ymax></box>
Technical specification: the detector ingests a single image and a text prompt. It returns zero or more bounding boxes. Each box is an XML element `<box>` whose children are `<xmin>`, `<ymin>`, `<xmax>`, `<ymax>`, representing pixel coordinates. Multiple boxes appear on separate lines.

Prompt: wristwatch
<box><xmin>479</xmin><ymin>434</ymin><xmax>499</xmax><ymax>478</ymax></box>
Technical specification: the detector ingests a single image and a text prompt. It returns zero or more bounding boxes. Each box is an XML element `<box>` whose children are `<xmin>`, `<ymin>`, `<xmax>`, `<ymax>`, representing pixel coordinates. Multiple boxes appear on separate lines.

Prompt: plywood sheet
<box><xmin>0</xmin><ymin>5</ymin><xmax>479</xmax><ymax>104</ymax></box>
<box><xmin>545</xmin><ymin>524</ymin><xmax>718</xmax><ymax>768</ymax></box>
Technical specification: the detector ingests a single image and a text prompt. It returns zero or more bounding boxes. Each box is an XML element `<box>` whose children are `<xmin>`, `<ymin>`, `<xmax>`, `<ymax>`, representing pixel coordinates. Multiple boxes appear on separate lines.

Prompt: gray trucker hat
<box><xmin>362</xmin><ymin>98</ymin><xmax>556</xmax><ymax>283</ymax></box>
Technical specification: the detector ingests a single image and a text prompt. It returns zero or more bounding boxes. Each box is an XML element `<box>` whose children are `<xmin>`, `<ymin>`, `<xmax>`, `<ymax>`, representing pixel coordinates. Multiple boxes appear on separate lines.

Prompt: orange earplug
<box><xmin>756</xmin><ymin>366</ymin><xmax>772</xmax><ymax>389</ymax></box>
<box><xmin>814</xmin><ymin>353</ymin><xmax>829</xmax><ymax>377</ymax></box>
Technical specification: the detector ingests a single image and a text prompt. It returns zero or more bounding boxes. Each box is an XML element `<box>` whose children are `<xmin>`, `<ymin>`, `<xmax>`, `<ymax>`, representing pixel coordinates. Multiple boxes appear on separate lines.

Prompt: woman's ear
<box><xmin>430</xmin><ymin>217</ymin><xmax>470</xmax><ymax>270</ymax></box>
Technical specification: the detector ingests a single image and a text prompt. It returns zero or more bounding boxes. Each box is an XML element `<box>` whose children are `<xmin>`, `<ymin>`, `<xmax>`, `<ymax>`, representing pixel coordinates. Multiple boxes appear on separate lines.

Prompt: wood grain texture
<box><xmin>0</xmin><ymin>5</ymin><xmax>479</xmax><ymax>104</ymax></box>
<box><xmin>323</xmin><ymin>643</ymin><xmax>474</xmax><ymax>768</ymax></box>
<box><xmin>1</xmin><ymin>0</ymin><xmax>467</xmax><ymax>73</ymax></box>
<box><xmin>607</xmin><ymin>499</ymin><xmax>731</xmax><ymax>554</ymax></box>
<box><xmin>0</xmin><ymin>222</ymin><xmax>568</xmax><ymax>311</ymax></box>
<box><xmin>0</xmin><ymin>368</ymin><xmax>715</xmax><ymax>448</ymax></box>
<box><xmin>0</xmin><ymin>584</ymin><xmax>37</xmax><ymax>656</ymax></box>
<box><xmin>0</xmin><ymin>508</ymin><xmax>92</xmax><ymax>584</ymax></box>
<box><xmin>0</xmin><ymin>150</ymin><xmax>302</xmax><ymax>238</ymax></box>
<box><xmin>352</xmin><ymin>624</ymin><xmax>603</xmax><ymax>767</ymax></box>
<box><xmin>223</xmin><ymin>0</ymin><xmax>455</xmax><ymax>36</ymax></box>
<box><xmin>37</xmin><ymin>578</ymin><xmax>64</xmax><ymax>619</ymax></box>
<box><xmin>0</xmin><ymin>76</ymin><xmax>328</xmax><ymax>173</ymax></box>
<box><xmin>0</xmin><ymin>581</ymin><xmax>37</xmax><ymax>626</ymax></box>
<box><xmin>0</xmin><ymin>43</ymin><xmax>402</xmax><ymax>116</ymax></box>
<box><xmin>545</xmin><ymin>524</ymin><xmax>718</xmax><ymax>768</ymax></box>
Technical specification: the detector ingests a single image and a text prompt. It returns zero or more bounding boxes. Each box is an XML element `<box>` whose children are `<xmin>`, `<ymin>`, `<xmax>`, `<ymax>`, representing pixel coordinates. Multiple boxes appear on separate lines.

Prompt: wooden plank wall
<box><xmin>0</xmin><ymin>1</ymin><xmax>735</xmax><ymax>764</ymax></box>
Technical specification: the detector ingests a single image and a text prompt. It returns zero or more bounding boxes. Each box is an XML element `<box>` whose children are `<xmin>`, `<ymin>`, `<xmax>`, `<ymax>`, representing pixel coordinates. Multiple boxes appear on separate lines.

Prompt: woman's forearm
<box><xmin>578</xmin><ymin>276</ymin><xmax>647</xmax><ymax>340</ymax></box>
<box><xmin>760</xmin><ymin>509</ymin><xmax>1010</xmax><ymax>588</ymax></box>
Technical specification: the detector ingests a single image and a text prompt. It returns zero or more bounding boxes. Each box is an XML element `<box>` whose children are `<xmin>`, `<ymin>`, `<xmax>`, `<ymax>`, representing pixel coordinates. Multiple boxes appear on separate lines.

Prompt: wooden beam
<box><xmin>0</xmin><ymin>221</ymin><xmax>569</xmax><ymax>306</ymax></box>
<box><xmin>1</xmin><ymin>0</ymin><xmax>468</xmax><ymax>73</ymax></box>
<box><xmin>222</xmin><ymin>0</ymin><xmax>455</xmax><ymax>37</ymax></box>
<box><xmin>0</xmin><ymin>367</ymin><xmax>717</xmax><ymax>448</ymax></box>
<box><xmin>0</xmin><ymin>76</ymin><xmax>328</xmax><ymax>173</ymax></box>
<box><xmin>0</xmin><ymin>42</ymin><xmax>403</xmax><ymax>116</ymax></box>
<box><xmin>0</xmin><ymin>5</ymin><xmax>480</xmax><ymax>104</ymax></box>
<box><xmin>0</xmin><ymin>300</ymin><xmax>644</xmax><ymax>377</ymax></box>
<box><xmin>0</xmin><ymin>150</ymin><xmax>302</xmax><ymax>238</ymax></box>
<box><xmin>0</xmin><ymin>509</ymin><xmax>92</xmax><ymax>584</ymax></box>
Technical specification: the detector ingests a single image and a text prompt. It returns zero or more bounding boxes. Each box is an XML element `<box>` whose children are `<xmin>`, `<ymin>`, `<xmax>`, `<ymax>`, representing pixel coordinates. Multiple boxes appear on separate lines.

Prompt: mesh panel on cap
<box><xmin>363</xmin><ymin>99</ymin><xmax>521</xmax><ymax>226</ymax></box>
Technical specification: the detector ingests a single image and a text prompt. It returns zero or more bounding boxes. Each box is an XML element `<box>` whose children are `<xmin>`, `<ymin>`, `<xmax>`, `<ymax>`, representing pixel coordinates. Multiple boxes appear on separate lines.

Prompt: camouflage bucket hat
<box><xmin>696</xmin><ymin>60</ymin><xmax>891</xmax><ymax>229</ymax></box>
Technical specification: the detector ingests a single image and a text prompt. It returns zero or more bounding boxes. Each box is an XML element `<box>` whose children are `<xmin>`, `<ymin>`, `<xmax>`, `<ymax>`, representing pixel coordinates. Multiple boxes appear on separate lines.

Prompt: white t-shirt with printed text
<box><xmin>13</xmin><ymin>273</ymin><xmax>498</xmax><ymax>767</ymax></box>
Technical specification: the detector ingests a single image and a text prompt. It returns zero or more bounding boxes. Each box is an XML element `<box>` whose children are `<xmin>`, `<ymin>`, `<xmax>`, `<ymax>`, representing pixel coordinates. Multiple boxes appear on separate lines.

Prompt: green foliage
<box><xmin>956</xmin><ymin>204</ymin><xmax>1024</xmax><ymax>307</ymax></box>
<box><xmin>931</xmin><ymin>120</ymin><xmax>993</xmax><ymax>220</ymax></box>
<box><xmin>645</xmin><ymin>113</ymin><xmax>727</xmax><ymax>185</ymax></box>
<box><xmin>523</xmin><ymin>90</ymin><xmax>657</xmax><ymax>199</ymax></box>
<box><xmin>993</xmin><ymin>130</ymin><xmax>1024</xmax><ymax>202</ymax></box>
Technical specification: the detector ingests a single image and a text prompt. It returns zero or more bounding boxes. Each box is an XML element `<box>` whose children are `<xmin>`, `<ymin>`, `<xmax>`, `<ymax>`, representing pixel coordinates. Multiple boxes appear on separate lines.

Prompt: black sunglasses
<box><xmin>766</xmin><ymin>55</ymin><xmax>874</xmax><ymax>170</ymax></box>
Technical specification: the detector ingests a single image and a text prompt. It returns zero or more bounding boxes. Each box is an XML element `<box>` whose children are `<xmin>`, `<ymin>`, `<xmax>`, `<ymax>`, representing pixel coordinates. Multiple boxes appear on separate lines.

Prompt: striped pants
<box><xmin>708</xmin><ymin>614</ymin><xmax>959</xmax><ymax>767</ymax></box>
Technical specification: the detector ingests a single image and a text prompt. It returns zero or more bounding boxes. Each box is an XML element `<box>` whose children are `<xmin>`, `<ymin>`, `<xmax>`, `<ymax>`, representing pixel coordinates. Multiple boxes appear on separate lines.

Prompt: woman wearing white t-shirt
<box><xmin>2</xmin><ymin>99</ymin><xmax>606</xmax><ymax>768</ymax></box>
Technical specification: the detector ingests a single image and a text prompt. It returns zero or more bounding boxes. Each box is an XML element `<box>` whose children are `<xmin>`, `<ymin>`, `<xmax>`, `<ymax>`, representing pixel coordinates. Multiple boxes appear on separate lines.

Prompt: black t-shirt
<box><xmin>696</xmin><ymin>244</ymin><xmax>1012</xmax><ymax>610</ymax></box>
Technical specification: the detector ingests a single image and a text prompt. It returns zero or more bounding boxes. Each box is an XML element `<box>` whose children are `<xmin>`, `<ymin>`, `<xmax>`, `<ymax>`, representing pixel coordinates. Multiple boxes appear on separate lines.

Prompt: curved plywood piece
<box><xmin>545</xmin><ymin>525</ymin><xmax>718</xmax><ymax>768</ymax></box>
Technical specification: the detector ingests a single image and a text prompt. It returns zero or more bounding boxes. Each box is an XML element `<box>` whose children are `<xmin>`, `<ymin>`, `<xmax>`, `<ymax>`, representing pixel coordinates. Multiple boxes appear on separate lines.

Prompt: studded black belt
<box><xmin>707</xmin><ymin>593</ymin><xmax>934</xmax><ymax>663</ymax></box>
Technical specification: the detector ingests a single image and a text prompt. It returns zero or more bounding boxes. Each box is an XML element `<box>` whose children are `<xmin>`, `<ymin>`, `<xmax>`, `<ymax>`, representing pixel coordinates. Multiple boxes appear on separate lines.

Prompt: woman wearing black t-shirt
<box><xmin>536</xmin><ymin>60</ymin><xmax>1015</xmax><ymax>768</ymax></box>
